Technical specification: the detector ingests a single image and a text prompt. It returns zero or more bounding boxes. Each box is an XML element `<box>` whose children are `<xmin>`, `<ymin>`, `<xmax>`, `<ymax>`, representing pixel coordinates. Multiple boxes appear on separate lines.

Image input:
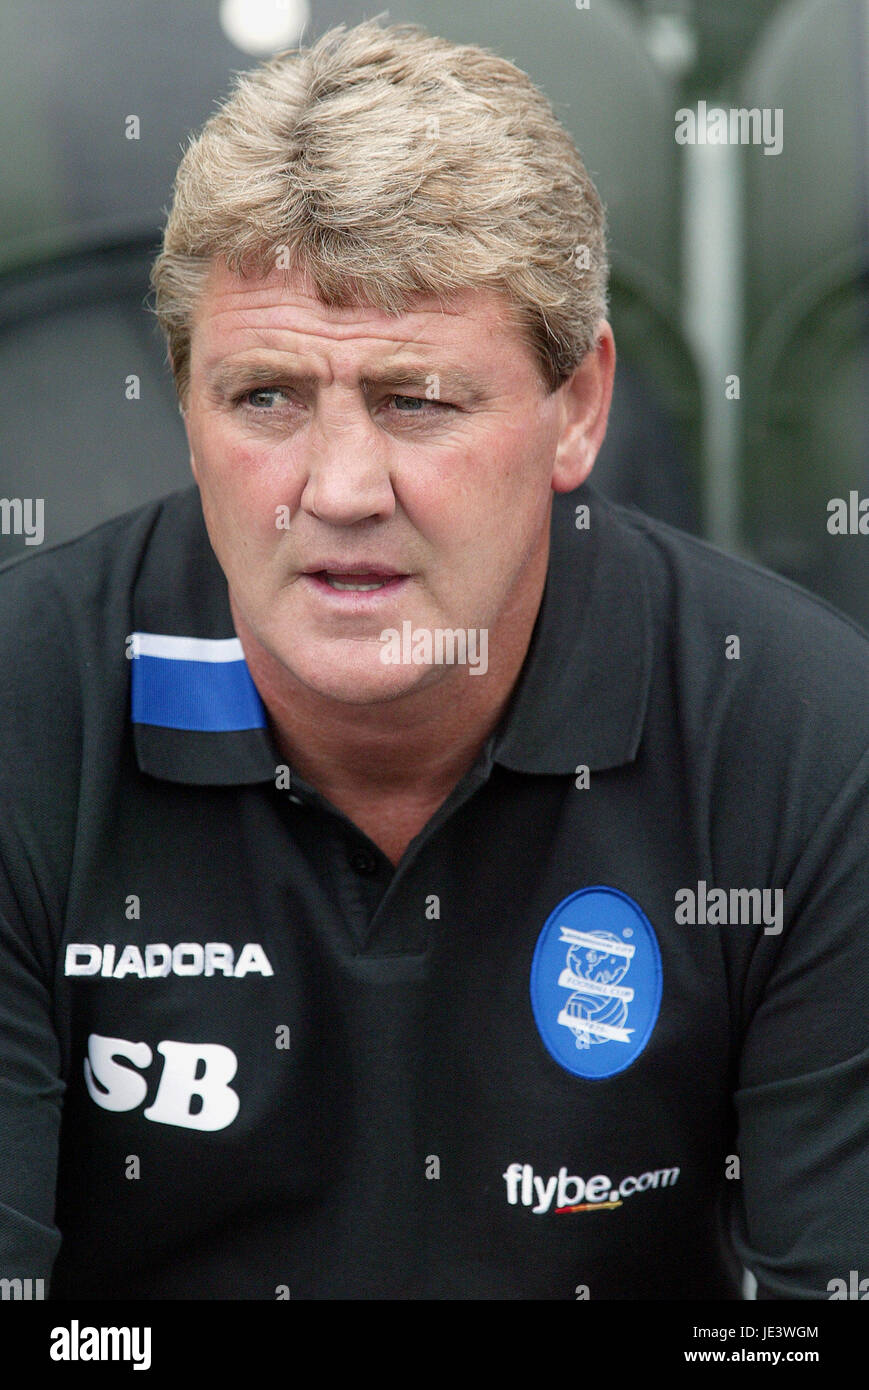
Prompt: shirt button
<box><xmin>349</xmin><ymin>848</ymin><xmax>378</xmax><ymax>875</ymax></box>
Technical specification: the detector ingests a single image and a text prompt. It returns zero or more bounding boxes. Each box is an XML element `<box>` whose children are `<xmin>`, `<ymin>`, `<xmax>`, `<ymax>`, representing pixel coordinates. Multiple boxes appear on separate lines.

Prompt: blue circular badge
<box><xmin>530</xmin><ymin>886</ymin><xmax>662</xmax><ymax>1080</ymax></box>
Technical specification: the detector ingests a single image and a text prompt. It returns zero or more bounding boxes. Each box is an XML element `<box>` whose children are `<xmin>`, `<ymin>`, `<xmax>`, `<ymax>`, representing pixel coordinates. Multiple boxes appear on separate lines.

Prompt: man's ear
<box><xmin>175</xmin><ymin>382</ymin><xmax>198</xmax><ymax>483</ymax></box>
<box><xmin>186</xmin><ymin>421</ymin><xmax>199</xmax><ymax>484</ymax></box>
<box><xmin>551</xmin><ymin>320</ymin><xmax>616</xmax><ymax>494</ymax></box>
<box><xmin>169</xmin><ymin>350</ymin><xmax>188</xmax><ymax>418</ymax></box>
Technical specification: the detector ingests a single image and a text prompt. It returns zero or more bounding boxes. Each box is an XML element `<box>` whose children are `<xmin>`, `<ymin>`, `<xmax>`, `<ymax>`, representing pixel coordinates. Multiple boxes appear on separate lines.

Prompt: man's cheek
<box><xmin>205</xmin><ymin>462</ymin><xmax>295</xmax><ymax>544</ymax></box>
<box><xmin>401</xmin><ymin>475</ymin><xmax>485</xmax><ymax>543</ymax></box>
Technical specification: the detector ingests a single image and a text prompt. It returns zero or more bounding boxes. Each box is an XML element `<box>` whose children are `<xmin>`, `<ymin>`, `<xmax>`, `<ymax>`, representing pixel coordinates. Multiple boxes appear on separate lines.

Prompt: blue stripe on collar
<box><xmin>129</xmin><ymin>632</ymin><xmax>267</xmax><ymax>732</ymax></box>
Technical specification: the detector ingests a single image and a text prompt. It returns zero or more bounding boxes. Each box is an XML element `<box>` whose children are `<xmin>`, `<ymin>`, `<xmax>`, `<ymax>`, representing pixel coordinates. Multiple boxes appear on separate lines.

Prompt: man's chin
<box><xmin>281</xmin><ymin>648</ymin><xmax>444</xmax><ymax>706</ymax></box>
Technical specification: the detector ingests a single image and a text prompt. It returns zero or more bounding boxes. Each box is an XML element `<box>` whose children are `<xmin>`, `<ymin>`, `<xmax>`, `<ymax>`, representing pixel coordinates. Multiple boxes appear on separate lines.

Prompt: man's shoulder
<box><xmin>0</xmin><ymin>485</ymin><xmax>202</xmax><ymax>616</ymax></box>
<box><xmin>598</xmin><ymin>493</ymin><xmax>869</xmax><ymax>679</ymax></box>
<box><xmin>593</xmin><ymin>494</ymin><xmax>869</xmax><ymax>811</ymax></box>
<box><xmin>0</xmin><ymin>486</ymin><xmax>206</xmax><ymax>773</ymax></box>
<box><xmin>605</xmin><ymin>492</ymin><xmax>864</xmax><ymax>630</ymax></box>
<box><xmin>0</xmin><ymin>486</ymin><xmax>212</xmax><ymax>666</ymax></box>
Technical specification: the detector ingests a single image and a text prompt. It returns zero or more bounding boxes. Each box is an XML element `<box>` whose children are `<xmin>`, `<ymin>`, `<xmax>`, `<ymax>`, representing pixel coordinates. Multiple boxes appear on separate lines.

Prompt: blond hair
<box><xmin>151</xmin><ymin>16</ymin><xmax>609</xmax><ymax>407</ymax></box>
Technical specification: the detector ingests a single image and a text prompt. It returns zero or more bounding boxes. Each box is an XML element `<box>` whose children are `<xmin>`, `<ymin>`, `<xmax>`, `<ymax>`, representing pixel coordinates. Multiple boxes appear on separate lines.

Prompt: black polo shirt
<box><xmin>0</xmin><ymin>482</ymin><xmax>866</xmax><ymax>1300</ymax></box>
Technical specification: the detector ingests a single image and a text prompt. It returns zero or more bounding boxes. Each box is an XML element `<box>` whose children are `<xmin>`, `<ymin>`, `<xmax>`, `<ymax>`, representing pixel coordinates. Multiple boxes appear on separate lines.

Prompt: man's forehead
<box><xmin>191</xmin><ymin>257</ymin><xmax>521</xmax><ymax>354</ymax></box>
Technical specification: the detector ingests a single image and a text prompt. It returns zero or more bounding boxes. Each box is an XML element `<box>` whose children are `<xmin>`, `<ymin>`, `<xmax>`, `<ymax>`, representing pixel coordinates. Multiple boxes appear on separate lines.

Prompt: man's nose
<box><xmin>299</xmin><ymin>403</ymin><xmax>397</xmax><ymax>525</ymax></box>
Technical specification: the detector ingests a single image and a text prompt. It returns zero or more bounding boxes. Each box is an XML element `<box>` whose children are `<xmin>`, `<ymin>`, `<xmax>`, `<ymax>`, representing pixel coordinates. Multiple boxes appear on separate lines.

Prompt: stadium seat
<box><xmin>0</xmin><ymin>0</ymin><xmax>247</xmax><ymax>273</ymax></box>
<box><xmin>618</xmin><ymin>0</ymin><xmax>787</xmax><ymax>91</ymax></box>
<box><xmin>739</xmin><ymin>0</ymin><xmax>869</xmax><ymax>626</ymax></box>
<box><xmin>0</xmin><ymin>236</ymin><xmax>189</xmax><ymax>565</ymax></box>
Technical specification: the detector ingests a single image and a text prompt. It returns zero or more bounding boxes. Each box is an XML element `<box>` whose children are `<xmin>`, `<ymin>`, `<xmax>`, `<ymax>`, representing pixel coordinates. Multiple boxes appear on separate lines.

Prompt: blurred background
<box><xmin>0</xmin><ymin>0</ymin><xmax>866</xmax><ymax>630</ymax></box>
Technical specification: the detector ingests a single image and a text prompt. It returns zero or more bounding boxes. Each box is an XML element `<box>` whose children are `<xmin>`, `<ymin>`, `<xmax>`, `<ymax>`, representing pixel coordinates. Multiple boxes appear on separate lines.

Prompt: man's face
<box><xmin>183</xmin><ymin>260</ymin><xmax>576</xmax><ymax>705</ymax></box>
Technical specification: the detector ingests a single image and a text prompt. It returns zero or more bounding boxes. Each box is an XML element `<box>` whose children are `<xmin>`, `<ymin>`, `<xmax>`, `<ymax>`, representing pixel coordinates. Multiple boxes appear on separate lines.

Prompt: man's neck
<box><xmin>230</xmin><ymin>543</ymin><xmax>549</xmax><ymax>863</ymax></box>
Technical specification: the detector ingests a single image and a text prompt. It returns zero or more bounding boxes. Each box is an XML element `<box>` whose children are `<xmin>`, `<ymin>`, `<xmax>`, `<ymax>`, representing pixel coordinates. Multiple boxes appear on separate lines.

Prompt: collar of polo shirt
<box><xmin>130</xmin><ymin>482</ymin><xmax>652</xmax><ymax>787</ymax></box>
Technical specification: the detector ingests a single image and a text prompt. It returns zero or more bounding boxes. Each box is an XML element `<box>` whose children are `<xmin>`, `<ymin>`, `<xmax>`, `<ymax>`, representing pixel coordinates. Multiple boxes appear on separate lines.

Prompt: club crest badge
<box><xmin>530</xmin><ymin>886</ymin><xmax>662</xmax><ymax>1080</ymax></box>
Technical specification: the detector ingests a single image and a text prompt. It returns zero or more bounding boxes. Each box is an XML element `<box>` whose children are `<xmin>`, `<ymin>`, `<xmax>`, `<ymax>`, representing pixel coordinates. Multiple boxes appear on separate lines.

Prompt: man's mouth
<box><xmin>321</xmin><ymin>572</ymin><xmax>395</xmax><ymax>592</ymax></box>
<box><xmin>303</xmin><ymin>566</ymin><xmax>408</xmax><ymax>596</ymax></box>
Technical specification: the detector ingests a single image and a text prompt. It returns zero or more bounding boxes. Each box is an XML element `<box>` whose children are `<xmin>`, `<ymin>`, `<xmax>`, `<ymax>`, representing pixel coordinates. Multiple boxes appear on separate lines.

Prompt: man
<box><xmin>0</xmin><ymin>19</ymin><xmax>866</xmax><ymax>1301</ymax></box>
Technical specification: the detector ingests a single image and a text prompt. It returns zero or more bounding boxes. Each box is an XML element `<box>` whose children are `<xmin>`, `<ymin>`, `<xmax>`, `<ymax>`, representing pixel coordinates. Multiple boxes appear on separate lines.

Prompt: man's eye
<box><xmin>243</xmin><ymin>388</ymin><xmax>288</xmax><ymax>409</ymax></box>
<box><xmin>388</xmin><ymin>394</ymin><xmax>450</xmax><ymax>412</ymax></box>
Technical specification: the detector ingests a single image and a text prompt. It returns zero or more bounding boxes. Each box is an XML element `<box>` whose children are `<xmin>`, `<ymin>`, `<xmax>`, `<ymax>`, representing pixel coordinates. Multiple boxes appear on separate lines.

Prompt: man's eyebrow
<box><xmin>206</xmin><ymin>359</ymin><xmax>487</xmax><ymax>400</ymax></box>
